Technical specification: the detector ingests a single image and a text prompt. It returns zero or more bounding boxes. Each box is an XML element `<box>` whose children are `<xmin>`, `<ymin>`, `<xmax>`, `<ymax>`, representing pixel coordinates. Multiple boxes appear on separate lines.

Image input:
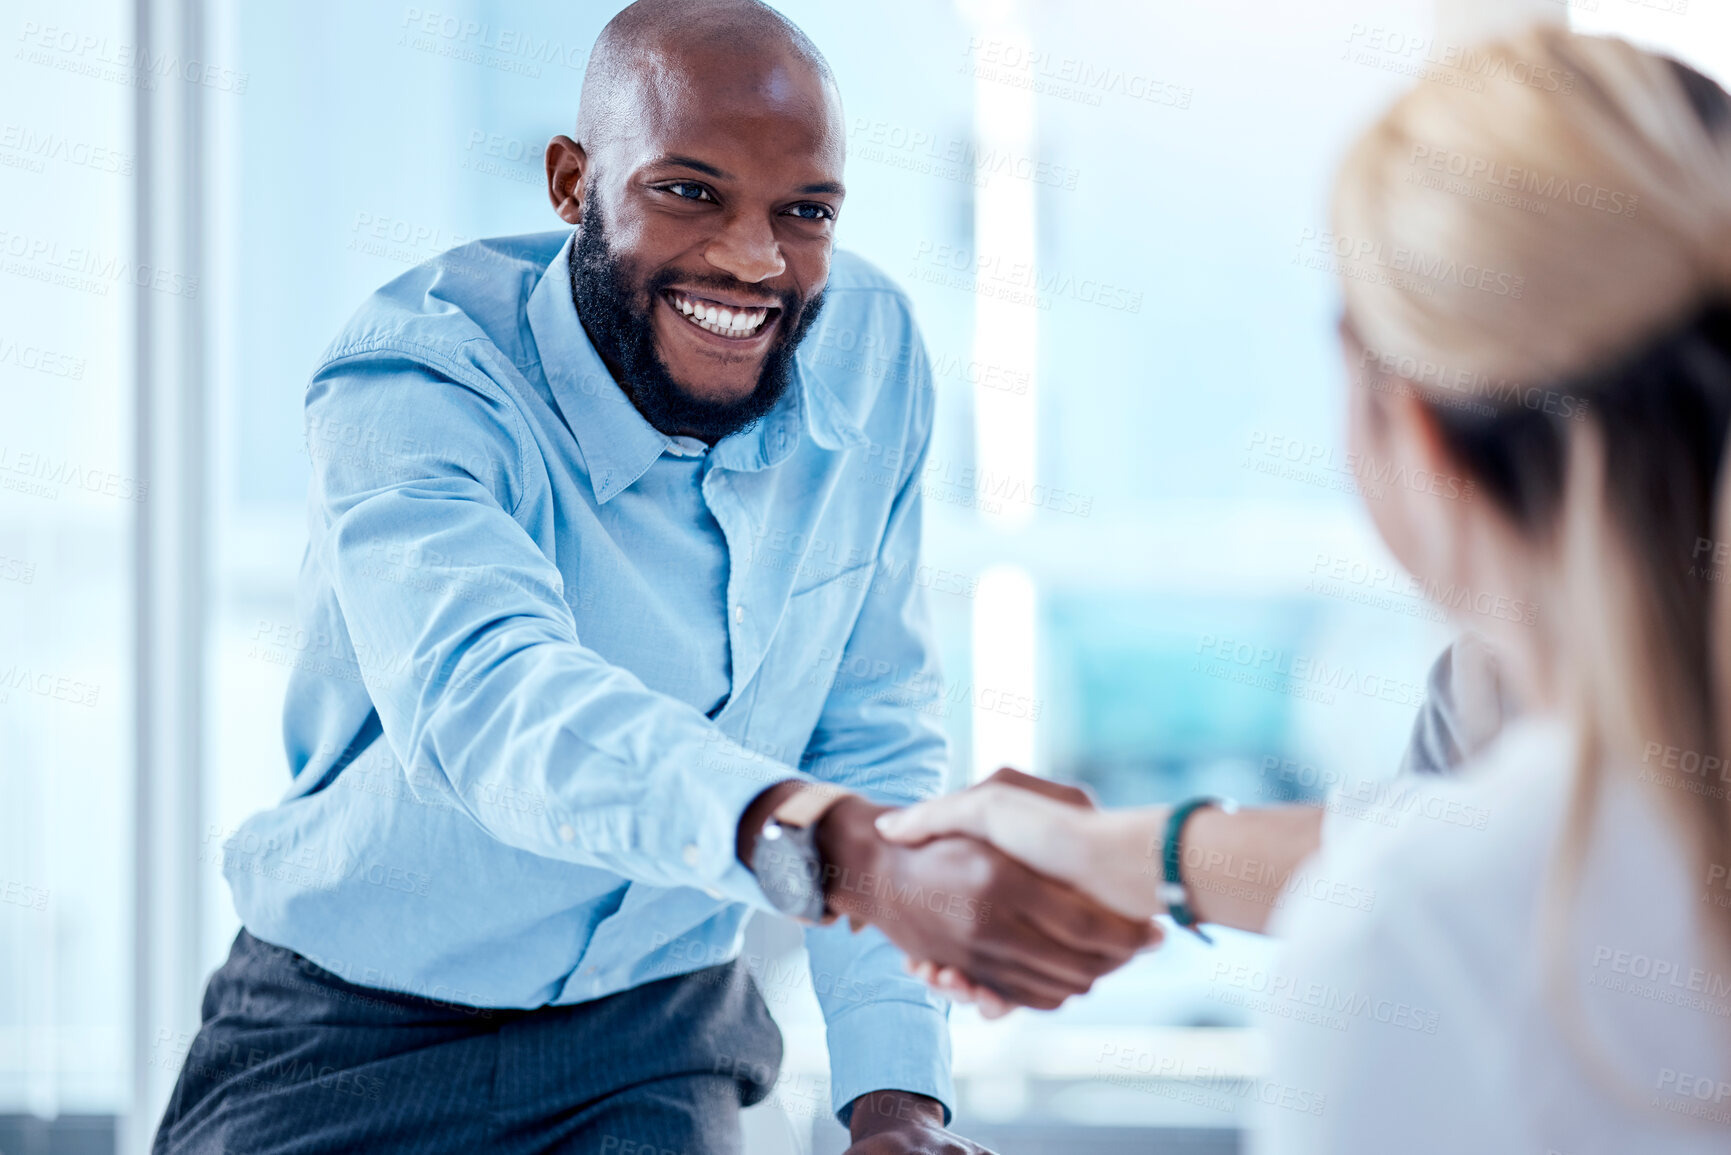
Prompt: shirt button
<box><xmin>704</xmin><ymin>887</ymin><xmax>722</xmax><ymax>900</ymax></box>
<box><xmin>734</xmin><ymin>605</ymin><xmax>745</xmax><ymax>623</ymax></box>
<box><xmin>558</xmin><ymin>823</ymin><xmax>576</xmax><ymax>843</ymax></box>
<box><xmin>683</xmin><ymin>843</ymin><xmax>701</xmax><ymax>867</ymax></box>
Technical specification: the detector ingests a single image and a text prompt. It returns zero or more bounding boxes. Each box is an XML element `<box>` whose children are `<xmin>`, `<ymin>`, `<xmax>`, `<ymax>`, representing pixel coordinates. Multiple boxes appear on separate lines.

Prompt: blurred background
<box><xmin>1</xmin><ymin>0</ymin><xmax>1725</xmax><ymax>1152</ymax></box>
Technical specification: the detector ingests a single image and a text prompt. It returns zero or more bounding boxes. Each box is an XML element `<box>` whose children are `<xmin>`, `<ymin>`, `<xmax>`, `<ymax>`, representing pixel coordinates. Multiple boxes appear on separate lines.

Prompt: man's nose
<box><xmin>703</xmin><ymin>212</ymin><xmax>786</xmax><ymax>284</ymax></box>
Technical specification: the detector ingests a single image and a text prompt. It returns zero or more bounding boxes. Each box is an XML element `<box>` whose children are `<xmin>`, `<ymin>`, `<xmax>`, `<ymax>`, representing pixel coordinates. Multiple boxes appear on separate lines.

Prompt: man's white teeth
<box><xmin>669</xmin><ymin>291</ymin><xmax>769</xmax><ymax>337</ymax></box>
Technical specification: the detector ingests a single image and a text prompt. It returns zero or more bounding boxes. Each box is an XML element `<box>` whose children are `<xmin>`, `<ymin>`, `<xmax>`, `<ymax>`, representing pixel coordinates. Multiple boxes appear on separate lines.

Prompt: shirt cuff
<box><xmin>825</xmin><ymin>997</ymin><xmax>955</xmax><ymax>1126</ymax></box>
<box><xmin>687</xmin><ymin>737</ymin><xmax>819</xmax><ymax>910</ymax></box>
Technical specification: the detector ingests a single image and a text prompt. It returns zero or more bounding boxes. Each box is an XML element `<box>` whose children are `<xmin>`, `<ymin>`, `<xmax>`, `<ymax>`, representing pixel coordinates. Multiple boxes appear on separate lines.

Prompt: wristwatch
<box><xmin>748</xmin><ymin>784</ymin><xmax>852</xmax><ymax>924</ymax></box>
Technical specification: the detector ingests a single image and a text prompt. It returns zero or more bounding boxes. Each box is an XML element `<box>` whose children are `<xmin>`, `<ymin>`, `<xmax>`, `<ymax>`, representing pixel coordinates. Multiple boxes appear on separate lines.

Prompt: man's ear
<box><xmin>546</xmin><ymin>135</ymin><xmax>588</xmax><ymax>225</ymax></box>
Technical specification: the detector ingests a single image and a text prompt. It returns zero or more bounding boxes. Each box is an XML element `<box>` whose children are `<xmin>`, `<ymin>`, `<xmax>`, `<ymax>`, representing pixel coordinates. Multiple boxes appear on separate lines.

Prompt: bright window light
<box><xmin>971</xmin><ymin>564</ymin><xmax>1039</xmax><ymax>781</ymax></box>
<box><xmin>965</xmin><ymin>0</ymin><xmax>1038</xmax><ymax>531</ymax></box>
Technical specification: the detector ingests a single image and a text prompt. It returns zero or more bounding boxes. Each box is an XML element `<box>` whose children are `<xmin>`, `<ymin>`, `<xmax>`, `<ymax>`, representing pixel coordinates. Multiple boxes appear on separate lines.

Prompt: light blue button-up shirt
<box><xmin>225</xmin><ymin>231</ymin><xmax>954</xmax><ymax>1120</ymax></box>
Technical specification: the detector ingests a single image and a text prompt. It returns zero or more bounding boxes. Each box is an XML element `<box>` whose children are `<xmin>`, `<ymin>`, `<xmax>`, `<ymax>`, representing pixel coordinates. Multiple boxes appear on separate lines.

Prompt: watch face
<box><xmin>753</xmin><ymin>820</ymin><xmax>826</xmax><ymax>922</ymax></box>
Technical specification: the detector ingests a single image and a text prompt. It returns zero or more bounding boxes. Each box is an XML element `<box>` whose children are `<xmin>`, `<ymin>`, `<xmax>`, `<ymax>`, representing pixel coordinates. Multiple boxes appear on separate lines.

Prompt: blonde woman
<box><xmin>877</xmin><ymin>26</ymin><xmax>1731</xmax><ymax>1152</ymax></box>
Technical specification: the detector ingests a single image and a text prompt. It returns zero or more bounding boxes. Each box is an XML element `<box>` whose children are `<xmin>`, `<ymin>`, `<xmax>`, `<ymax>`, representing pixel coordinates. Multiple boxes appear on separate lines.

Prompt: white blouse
<box><xmin>1255</xmin><ymin>717</ymin><xmax>1731</xmax><ymax>1154</ymax></box>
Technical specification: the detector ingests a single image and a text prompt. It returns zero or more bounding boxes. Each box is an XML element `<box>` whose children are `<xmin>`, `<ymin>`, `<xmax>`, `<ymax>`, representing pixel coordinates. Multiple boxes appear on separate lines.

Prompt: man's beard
<box><xmin>569</xmin><ymin>196</ymin><xmax>825</xmax><ymax>442</ymax></box>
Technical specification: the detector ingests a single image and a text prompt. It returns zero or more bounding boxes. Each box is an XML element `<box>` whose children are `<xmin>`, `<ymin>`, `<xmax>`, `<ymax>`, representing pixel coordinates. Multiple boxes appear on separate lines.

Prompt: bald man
<box><xmin>152</xmin><ymin>3</ymin><xmax>1153</xmax><ymax>1153</ymax></box>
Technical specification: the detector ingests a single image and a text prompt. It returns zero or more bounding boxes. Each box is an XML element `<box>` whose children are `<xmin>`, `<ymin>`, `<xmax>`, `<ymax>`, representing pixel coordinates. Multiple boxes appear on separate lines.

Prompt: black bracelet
<box><xmin>1160</xmin><ymin>796</ymin><xmax>1236</xmax><ymax>944</ymax></box>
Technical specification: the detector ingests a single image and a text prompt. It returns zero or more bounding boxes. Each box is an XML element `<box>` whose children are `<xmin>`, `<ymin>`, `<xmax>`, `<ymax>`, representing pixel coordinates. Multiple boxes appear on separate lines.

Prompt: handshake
<box><xmin>766</xmin><ymin>769</ymin><xmax>1172</xmax><ymax>1017</ymax></box>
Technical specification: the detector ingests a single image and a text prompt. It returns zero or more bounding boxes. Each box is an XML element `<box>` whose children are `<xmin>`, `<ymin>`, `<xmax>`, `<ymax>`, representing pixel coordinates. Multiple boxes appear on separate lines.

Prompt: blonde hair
<box><xmin>1335</xmin><ymin>27</ymin><xmax>1731</xmax><ymax>386</ymax></box>
<box><xmin>1333</xmin><ymin>22</ymin><xmax>1731</xmax><ymax>1073</ymax></box>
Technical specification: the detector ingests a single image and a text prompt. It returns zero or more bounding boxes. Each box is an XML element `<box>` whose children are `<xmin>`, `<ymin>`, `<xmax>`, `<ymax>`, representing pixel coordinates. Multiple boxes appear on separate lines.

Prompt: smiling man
<box><xmin>151</xmin><ymin>3</ymin><xmax>1153</xmax><ymax>1154</ymax></box>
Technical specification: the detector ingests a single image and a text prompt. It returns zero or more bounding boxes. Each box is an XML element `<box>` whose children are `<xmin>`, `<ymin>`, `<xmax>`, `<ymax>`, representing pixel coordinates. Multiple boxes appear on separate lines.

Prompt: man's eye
<box><xmin>786</xmin><ymin>203</ymin><xmax>834</xmax><ymax>221</ymax></box>
<box><xmin>666</xmin><ymin>182</ymin><xmax>713</xmax><ymax>201</ymax></box>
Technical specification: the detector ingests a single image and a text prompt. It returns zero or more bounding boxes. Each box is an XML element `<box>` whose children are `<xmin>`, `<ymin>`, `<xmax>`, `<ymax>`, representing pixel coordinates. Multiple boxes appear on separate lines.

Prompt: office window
<box><xmin>0</xmin><ymin>0</ymin><xmax>133</xmax><ymax>1121</ymax></box>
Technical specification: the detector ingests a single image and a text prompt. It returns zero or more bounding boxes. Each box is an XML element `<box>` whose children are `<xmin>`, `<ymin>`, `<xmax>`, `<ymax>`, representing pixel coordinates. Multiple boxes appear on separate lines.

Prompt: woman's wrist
<box><xmin>1084</xmin><ymin>808</ymin><xmax>1169</xmax><ymax>920</ymax></box>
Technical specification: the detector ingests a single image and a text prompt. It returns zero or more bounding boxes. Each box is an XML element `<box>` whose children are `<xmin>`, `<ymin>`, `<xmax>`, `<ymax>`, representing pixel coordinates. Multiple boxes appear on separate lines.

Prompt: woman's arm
<box><xmin>1177</xmin><ymin>804</ymin><xmax>1325</xmax><ymax>933</ymax></box>
<box><xmin>878</xmin><ymin>790</ymin><xmax>1325</xmax><ymax>1015</ymax></box>
<box><xmin>877</xmin><ymin>790</ymin><xmax>1323</xmax><ymax>934</ymax></box>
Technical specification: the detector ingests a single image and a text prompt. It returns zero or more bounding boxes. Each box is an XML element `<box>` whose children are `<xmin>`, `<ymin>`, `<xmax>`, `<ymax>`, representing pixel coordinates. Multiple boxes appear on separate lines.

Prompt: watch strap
<box><xmin>752</xmin><ymin>783</ymin><xmax>854</xmax><ymax>925</ymax></box>
<box><xmin>1160</xmin><ymin>796</ymin><xmax>1237</xmax><ymax>944</ymax></box>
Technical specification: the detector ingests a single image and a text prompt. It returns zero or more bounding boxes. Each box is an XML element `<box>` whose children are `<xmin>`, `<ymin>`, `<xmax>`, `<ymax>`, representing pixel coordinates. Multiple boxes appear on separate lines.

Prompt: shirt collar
<box><xmin>525</xmin><ymin>233</ymin><xmax>867</xmax><ymax>501</ymax></box>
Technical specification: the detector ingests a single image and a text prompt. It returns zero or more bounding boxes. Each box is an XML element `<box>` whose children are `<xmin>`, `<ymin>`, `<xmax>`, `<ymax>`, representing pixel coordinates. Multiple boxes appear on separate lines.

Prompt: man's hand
<box><xmin>814</xmin><ymin>791</ymin><xmax>1157</xmax><ymax>1011</ymax></box>
<box><xmin>880</xmin><ymin>767</ymin><xmax>1164</xmax><ymax>1017</ymax></box>
<box><xmin>845</xmin><ymin>1091</ymin><xmax>995</xmax><ymax>1154</ymax></box>
<box><xmin>973</xmin><ymin>766</ymin><xmax>1097</xmax><ymax>809</ymax></box>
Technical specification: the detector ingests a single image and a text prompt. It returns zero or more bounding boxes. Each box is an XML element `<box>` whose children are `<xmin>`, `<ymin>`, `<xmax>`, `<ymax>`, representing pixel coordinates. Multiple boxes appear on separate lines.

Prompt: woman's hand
<box><xmin>875</xmin><ymin>769</ymin><xmax>1167</xmax><ymax>1016</ymax></box>
<box><xmin>876</xmin><ymin>768</ymin><xmax>1164</xmax><ymax>921</ymax></box>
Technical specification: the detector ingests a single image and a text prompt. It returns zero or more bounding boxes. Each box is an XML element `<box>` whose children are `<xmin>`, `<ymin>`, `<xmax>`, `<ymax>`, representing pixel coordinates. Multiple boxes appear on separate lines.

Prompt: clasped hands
<box><xmin>817</xmin><ymin>768</ymin><xmax>1164</xmax><ymax>1018</ymax></box>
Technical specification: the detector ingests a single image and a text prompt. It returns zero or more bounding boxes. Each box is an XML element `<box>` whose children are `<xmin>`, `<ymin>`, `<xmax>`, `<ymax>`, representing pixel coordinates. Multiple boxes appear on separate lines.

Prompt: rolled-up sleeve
<box><xmin>309</xmin><ymin>350</ymin><xmax>809</xmax><ymax>907</ymax></box>
<box><xmin>794</xmin><ymin>337</ymin><xmax>956</xmax><ymax>1123</ymax></box>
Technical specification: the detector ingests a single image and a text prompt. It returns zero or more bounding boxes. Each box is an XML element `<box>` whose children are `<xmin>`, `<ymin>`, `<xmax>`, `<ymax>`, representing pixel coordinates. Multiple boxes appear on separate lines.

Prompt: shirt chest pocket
<box><xmin>747</xmin><ymin>562</ymin><xmax>876</xmax><ymax>749</ymax></box>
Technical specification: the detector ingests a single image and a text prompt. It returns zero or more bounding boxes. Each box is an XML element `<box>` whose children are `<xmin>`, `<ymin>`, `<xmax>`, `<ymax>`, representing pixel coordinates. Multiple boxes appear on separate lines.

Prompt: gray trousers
<box><xmin>154</xmin><ymin>931</ymin><xmax>783</xmax><ymax>1155</ymax></box>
